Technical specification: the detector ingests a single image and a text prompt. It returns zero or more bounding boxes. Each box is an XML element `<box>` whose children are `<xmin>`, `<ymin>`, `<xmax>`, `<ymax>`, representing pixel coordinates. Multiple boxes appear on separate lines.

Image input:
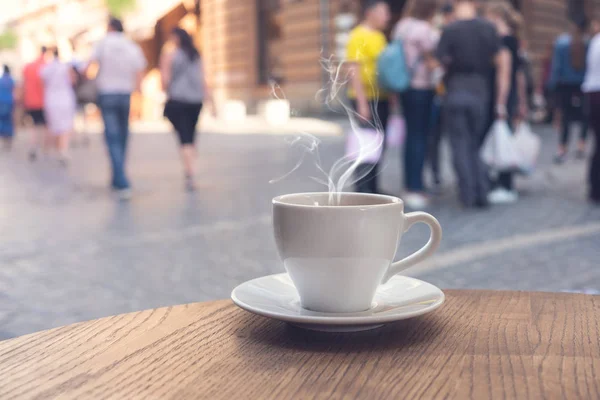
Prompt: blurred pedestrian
<box><xmin>428</xmin><ymin>2</ymin><xmax>455</xmax><ymax>194</ymax></box>
<box><xmin>41</xmin><ymin>48</ymin><xmax>77</xmax><ymax>166</ymax></box>
<box><xmin>485</xmin><ymin>2</ymin><xmax>527</xmax><ymax>205</ymax></box>
<box><xmin>161</xmin><ymin>28</ymin><xmax>211</xmax><ymax>191</ymax></box>
<box><xmin>549</xmin><ymin>19</ymin><xmax>590</xmax><ymax>164</ymax></box>
<box><xmin>583</xmin><ymin>19</ymin><xmax>600</xmax><ymax>204</ymax></box>
<box><xmin>346</xmin><ymin>0</ymin><xmax>391</xmax><ymax>194</ymax></box>
<box><xmin>71</xmin><ymin>60</ymin><xmax>93</xmax><ymax>147</ymax></box>
<box><xmin>540</xmin><ymin>44</ymin><xmax>559</xmax><ymax>126</ymax></box>
<box><xmin>0</xmin><ymin>65</ymin><xmax>15</xmax><ymax>150</ymax></box>
<box><xmin>436</xmin><ymin>0</ymin><xmax>500</xmax><ymax>208</ymax></box>
<box><xmin>22</xmin><ymin>46</ymin><xmax>47</xmax><ymax>161</ymax></box>
<box><xmin>393</xmin><ymin>0</ymin><xmax>439</xmax><ymax>209</ymax></box>
<box><xmin>89</xmin><ymin>17</ymin><xmax>146</xmax><ymax>200</ymax></box>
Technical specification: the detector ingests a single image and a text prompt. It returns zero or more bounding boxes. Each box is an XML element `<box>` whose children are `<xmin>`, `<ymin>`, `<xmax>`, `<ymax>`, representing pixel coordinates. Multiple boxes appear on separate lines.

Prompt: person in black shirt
<box><xmin>485</xmin><ymin>2</ymin><xmax>527</xmax><ymax>205</ymax></box>
<box><xmin>428</xmin><ymin>2</ymin><xmax>455</xmax><ymax>194</ymax></box>
<box><xmin>436</xmin><ymin>0</ymin><xmax>500</xmax><ymax>208</ymax></box>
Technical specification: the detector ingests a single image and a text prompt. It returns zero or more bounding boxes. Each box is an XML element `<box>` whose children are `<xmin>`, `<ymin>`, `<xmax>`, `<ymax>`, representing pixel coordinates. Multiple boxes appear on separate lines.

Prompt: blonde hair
<box><xmin>403</xmin><ymin>0</ymin><xmax>438</xmax><ymax>21</ymax></box>
<box><xmin>487</xmin><ymin>1</ymin><xmax>524</xmax><ymax>39</ymax></box>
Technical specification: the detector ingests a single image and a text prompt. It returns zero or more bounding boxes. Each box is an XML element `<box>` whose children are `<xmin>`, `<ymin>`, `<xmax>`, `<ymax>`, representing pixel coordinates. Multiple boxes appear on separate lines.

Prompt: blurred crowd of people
<box><xmin>347</xmin><ymin>0</ymin><xmax>600</xmax><ymax>209</ymax></box>
<box><xmin>0</xmin><ymin>17</ymin><xmax>210</xmax><ymax>199</ymax></box>
<box><xmin>2</xmin><ymin>1</ymin><xmax>599</xmax><ymax>207</ymax></box>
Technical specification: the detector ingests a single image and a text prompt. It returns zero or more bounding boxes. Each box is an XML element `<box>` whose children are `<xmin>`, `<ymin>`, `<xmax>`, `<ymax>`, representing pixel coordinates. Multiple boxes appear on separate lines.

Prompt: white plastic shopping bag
<box><xmin>481</xmin><ymin>120</ymin><xmax>520</xmax><ymax>172</ymax></box>
<box><xmin>513</xmin><ymin>122</ymin><xmax>541</xmax><ymax>175</ymax></box>
<box><xmin>386</xmin><ymin>115</ymin><xmax>406</xmax><ymax>149</ymax></box>
<box><xmin>345</xmin><ymin>127</ymin><xmax>384</xmax><ymax>164</ymax></box>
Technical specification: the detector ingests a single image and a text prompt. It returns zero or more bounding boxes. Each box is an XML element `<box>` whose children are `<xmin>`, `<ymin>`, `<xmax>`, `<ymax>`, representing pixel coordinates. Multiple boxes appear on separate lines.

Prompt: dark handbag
<box><xmin>163</xmin><ymin>99</ymin><xmax>174</xmax><ymax>119</ymax></box>
<box><xmin>76</xmin><ymin>78</ymin><xmax>98</xmax><ymax>105</ymax></box>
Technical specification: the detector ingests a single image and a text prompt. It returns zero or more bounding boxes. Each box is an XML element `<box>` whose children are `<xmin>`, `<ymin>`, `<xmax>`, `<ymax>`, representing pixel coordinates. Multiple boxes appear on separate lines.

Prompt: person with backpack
<box><xmin>0</xmin><ymin>65</ymin><xmax>15</xmax><ymax>151</ymax></box>
<box><xmin>346</xmin><ymin>0</ymin><xmax>391</xmax><ymax>194</ymax></box>
<box><xmin>161</xmin><ymin>28</ymin><xmax>211</xmax><ymax>191</ymax></box>
<box><xmin>392</xmin><ymin>0</ymin><xmax>439</xmax><ymax>209</ymax></box>
<box><xmin>436</xmin><ymin>0</ymin><xmax>500</xmax><ymax>208</ymax></box>
<box><xmin>583</xmin><ymin>18</ymin><xmax>600</xmax><ymax>204</ymax></box>
<box><xmin>549</xmin><ymin>19</ymin><xmax>590</xmax><ymax>164</ymax></box>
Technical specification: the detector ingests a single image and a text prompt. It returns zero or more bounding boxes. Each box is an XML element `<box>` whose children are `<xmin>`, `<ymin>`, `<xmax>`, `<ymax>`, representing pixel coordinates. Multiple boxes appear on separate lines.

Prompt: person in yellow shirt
<box><xmin>346</xmin><ymin>0</ymin><xmax>391</xmax><ymax>194</ymax></box>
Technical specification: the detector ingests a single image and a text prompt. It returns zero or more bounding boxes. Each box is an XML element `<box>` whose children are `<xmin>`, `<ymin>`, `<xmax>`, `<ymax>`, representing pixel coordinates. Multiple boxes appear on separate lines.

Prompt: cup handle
<box><xmin>381</xmin><ymin>212</ymin><xmax>442</xmax><ymax>284</ymax></box>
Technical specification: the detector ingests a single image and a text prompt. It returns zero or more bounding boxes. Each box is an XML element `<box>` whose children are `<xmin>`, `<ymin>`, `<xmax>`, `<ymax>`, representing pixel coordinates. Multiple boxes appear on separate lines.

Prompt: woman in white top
<box><xmin>41</xmin><ymin>48</ymin><xmax>77</xmax><ymax>166</ymax></box>
<box><xmin>582</xmin><ymin>19</ymin><xmax>600</xmax><ymax>203</ymax></box>
<box><xmin>393</xmin><ymin>0</ymin><xmax>439</xmax><ymax>209</ymax></box>
<box><xmin>161</xmin><ymin>28</ymin><xmax>211</xmax><ymax>191</ymax></box>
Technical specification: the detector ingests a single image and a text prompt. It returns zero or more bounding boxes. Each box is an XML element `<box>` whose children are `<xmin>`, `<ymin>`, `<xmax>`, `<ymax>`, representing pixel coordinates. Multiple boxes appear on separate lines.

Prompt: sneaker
<box><xmin>429</xmin><ymin>182</ymin><xmax>444</xmax><ymax>196</ymax></box>
<box><xmin>487</xmin><ymin>188</ymin><xmax>518</xmax><ymax>205</ymax></box>
<box><xmin>115</xmin><ymin>188</ymin><xmax>133</xmax><ymax>201</ymax></box>
<box><xmin>403</xmin><ymin>192</ymin><xmax>430</xmax><ymax>209</ymax></box>
<box><xmin>185</xmin><ymin>176</ymin><xmax>197</xmax><ymax>192</ymax></box>
<box><xmin>554</xmin><ymin>153</ymin><xmax>566</xmax><ymax>164</ymax></box>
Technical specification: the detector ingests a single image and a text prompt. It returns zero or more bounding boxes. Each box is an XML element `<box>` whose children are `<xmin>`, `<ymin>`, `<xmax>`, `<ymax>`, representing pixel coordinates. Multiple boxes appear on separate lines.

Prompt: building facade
<box><xmin>201</xmin><ymin>0</ymin><xmax>600</xmax><ymax>114</ymax></box>
<box><xmin>4</xmin><ymin>0</ymin><xmax>600</xmax><ymax>116</ymax></box>
<box><xmin>3</xmin><ymin>0</ymin><xmax>195</xmax><ymax>119</ymax></box>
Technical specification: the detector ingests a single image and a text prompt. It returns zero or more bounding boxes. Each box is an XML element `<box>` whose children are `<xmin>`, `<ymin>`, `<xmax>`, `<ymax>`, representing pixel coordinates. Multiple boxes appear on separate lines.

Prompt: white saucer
<box><xmin>231</xmin><ymin>273</ymin><xmax>445</xmax><ymax>332</ymax></box>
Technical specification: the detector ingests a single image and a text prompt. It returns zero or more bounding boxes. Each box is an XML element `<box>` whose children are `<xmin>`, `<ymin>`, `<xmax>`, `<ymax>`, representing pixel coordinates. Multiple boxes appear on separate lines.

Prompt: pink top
<box><xmin>22</xmin><ymin>57</ymin><xmax>45</xmax><ymax>109</ymax></box>
<box><xmin>393</xmin><ymin>18</ymin><xmax>439</xmax><ymax>89</ymax></box>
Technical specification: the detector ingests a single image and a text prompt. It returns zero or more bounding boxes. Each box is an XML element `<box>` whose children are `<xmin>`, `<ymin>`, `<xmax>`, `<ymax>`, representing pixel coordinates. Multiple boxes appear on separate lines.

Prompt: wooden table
<box><xmin>1</xmin><ymin>290</ymin><xmax>599</xmax><ymax>399</ymax></box>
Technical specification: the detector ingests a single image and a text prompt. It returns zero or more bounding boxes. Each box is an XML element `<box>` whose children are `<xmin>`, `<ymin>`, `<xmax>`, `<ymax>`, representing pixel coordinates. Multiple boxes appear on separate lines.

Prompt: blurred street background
<box><xmin>1</xmin><ymin>122</ymin><xmax>599</xmax><ymax>339</ymax></box>
<box><xmin>1</xmin><ymin>0</ymin><xmax>600</xmax><ymax>340</ymax></box>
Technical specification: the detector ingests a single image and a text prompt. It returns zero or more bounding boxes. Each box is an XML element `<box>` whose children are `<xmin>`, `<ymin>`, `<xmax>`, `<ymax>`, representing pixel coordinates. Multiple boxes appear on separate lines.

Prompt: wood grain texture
<box><xmin>1</xmin><ymin>291</ymin><xmax>599</xmax><ymax>399</ymax></box>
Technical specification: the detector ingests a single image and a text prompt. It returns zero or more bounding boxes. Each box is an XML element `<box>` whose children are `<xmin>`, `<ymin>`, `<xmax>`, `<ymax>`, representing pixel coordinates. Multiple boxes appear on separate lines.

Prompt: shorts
<box><xmin>164</xmin><ymin>100</ymin><xmax>203</xmax><ymax>145</ymax></box>
<box><xmin>26</xmin><ymin>109</ymin><xmax>46</xmax><ymax>126</ymax></box>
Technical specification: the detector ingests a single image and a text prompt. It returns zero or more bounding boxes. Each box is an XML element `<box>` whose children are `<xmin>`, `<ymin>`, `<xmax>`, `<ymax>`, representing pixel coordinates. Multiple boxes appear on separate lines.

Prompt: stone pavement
<box><xmin>1</xmin><ymin>124</ymin><xmax>599</xmax><ymax>339</ymax></box>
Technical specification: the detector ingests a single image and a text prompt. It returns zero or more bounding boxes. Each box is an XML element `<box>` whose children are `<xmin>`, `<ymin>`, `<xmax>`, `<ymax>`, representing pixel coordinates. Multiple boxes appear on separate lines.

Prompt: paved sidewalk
<box><xmin>0</xmin><ymin>123</ymin><xmax>598</xmax><ymax>339</ymax></box>
<box><xmin>76</xmin><ymin>115</ymin><xmax>343</xmax><ymax>136</ymax></box>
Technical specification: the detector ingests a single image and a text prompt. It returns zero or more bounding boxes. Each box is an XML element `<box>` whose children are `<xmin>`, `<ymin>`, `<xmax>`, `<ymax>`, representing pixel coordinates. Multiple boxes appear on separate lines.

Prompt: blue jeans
<box><xmin>99</xmin><ymin>94</ymin><xmax>131</xmax><ymax>190</ymax></box>
<box><xmin>401</xmin><ymin>89</ymin><xmax>435</xmax><ymax>192</ymax></box>
<box><xmin>428</xmin><ymin>96</ymin><xmax>443</xmax><ymax>184</ymax></box>
<box><xmin>350</xmin><ymin>99</ymin><xmax>390</xmax><ymax>194</ymax></box>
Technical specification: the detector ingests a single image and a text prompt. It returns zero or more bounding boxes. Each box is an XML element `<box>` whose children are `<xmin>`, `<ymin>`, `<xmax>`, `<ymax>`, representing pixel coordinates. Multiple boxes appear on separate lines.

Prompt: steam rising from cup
<box><xmin>269</xmin><ymin>55</ymin><xmax>385</xmax><ymax>206</ymax></box>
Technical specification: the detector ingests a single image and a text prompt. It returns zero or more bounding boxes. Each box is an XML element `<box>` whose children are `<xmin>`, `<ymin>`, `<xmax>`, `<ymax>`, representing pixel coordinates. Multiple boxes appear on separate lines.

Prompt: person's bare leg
<box><xmin>554</xmin><ymin>109</ymin><xmax>568</xmax><ymax>164</ymax></box>
<box><xmin>2</xmin><ymin>137</ymin><xmax>12</xmax><ymax>151</ymax></box>
<box><xmin>82</xmin><ymin>110</ymin><xmax>90</xmax><ymax>146</ymax></box>
<box><xmin>51</xmin><ymin>136</ymin><xmax>58</xmax><ymax>157</ymax></box>
<box><xmin>29</xmin><ymin>126</ymin><xmax>41</xmax><ymax>160</ymax></box>
<box><xmin>577</xmin><ymin>122</ymin><xmax>587</xmax><ymax>159</ymax></box>
<box><xmin>181</xmin><ymin>144</ymin><xmax>196</xmax><ymax>176</ymax></box>
<box><xmin>57</xmin><ymin>133</ymin><xmax>70</xmax><ymax>166</ymax></box>
<box><xmin>44</xmin><ymin>129</ymin><xmax>53</xmax><ymax>157</ymax></box>
<box><xmin>181</xmin><ymin>144</ymin><xmax>197</xmax><ymax>190</ymax></box>
<box><xmin>72</xmin><ymin>109</ymin><xmax>86</xmax><ymax>148</ymax></box>
<box><xmin>553</xmin><ymin>109</ymin><xmax>562</xmax><ymax>133</ymax></box>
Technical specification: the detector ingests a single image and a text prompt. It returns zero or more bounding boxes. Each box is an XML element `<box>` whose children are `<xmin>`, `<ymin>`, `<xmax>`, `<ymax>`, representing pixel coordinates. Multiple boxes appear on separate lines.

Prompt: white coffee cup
<box><xmin>273</xmin><ymin>192</ymin><xmax>442</xmax><ymax>313</ymax></box>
